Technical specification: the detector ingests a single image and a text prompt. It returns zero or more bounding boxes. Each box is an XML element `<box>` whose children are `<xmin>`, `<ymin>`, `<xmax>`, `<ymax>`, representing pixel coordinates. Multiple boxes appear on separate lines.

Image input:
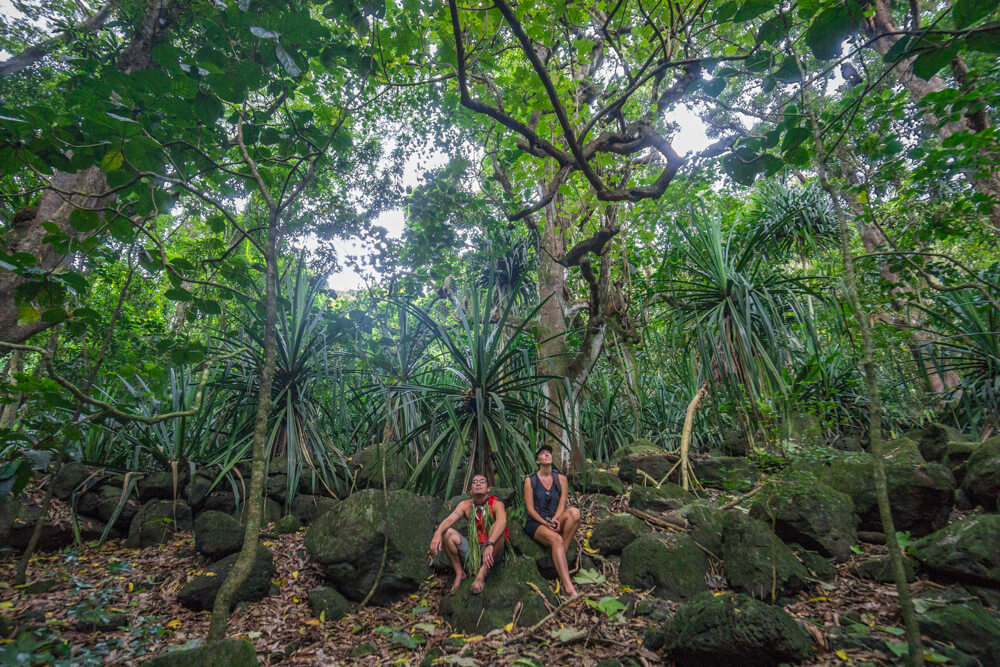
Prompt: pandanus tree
<box><xmin>398</xmin><ymin>286</ymin><xmax>560</xmax><ymax>496</ymax></box>
<box><xmin>657</xmin><ymin>214</ymin><xmax>818</xmax><ymax>488</ymax></box>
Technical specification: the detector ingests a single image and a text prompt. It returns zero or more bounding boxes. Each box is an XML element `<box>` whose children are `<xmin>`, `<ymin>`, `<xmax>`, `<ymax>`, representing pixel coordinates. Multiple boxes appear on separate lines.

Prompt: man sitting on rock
<box><xmin>429</xmin><ymin>474</ymin><xmax>508</xmax><ymax>595</ymax></box>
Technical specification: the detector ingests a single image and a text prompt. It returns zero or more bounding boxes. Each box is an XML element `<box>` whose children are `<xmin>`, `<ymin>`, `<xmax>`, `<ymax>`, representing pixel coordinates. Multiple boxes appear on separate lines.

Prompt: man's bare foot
<box><xmin>471</xmin><ymin>577</ymin><xmax>486</xmax><ymax>595</ymax></box>
<box><xmin>450</xmin><ymin>571</ymin><xmax>466</xmax><ymax>594</ymax></box>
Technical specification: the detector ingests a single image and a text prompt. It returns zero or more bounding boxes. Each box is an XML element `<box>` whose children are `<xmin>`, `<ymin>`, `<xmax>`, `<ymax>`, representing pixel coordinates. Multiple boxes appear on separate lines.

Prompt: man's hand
<box><xmin>429</xmin><ymin>534</ymin><xmax>442</xmax><ymax>556</ymax></box>
<box><xmin>483</xmin><ymin>544</ymin><xmax>495</xmax><ymax>568</ymax></box>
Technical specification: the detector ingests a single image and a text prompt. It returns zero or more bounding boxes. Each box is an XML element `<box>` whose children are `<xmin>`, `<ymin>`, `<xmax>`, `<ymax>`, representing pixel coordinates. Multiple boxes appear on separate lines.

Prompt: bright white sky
<box><xmin>0</xmin><ymin>0</ymin><xmax>713</xmax><ymax>291</ymax></box>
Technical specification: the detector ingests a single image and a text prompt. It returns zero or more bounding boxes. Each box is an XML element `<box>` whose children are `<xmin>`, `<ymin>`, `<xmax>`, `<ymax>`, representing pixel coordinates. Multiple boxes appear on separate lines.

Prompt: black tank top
<box><xmin>529</xmin><ymin>471</ymin><xmax>561</xmax><ymax>519</ymax></box>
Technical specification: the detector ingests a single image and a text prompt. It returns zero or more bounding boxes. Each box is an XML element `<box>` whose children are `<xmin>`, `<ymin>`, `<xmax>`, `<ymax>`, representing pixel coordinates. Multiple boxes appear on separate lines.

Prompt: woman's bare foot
<box><xmin>450</xmin><ymin>571</ymin><xmax>466</xmax><ymax>594</ymax></box>
<box><xmin>564</xmin><ymin>584</ymin><xmax>579</xmax><ymax>598</ymax></box>
<box><xmin>471</xmin><ymin>577</ymin><xmax>486</xmax><ymax>595</ymax></box>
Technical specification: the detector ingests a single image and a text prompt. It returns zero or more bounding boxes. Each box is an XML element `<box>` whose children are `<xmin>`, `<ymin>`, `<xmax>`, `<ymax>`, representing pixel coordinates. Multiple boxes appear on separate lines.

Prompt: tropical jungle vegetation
<box><xmin>0</xmin><ymin>0</ymin><xmax>999</xmax><ymax>665</ymax></box>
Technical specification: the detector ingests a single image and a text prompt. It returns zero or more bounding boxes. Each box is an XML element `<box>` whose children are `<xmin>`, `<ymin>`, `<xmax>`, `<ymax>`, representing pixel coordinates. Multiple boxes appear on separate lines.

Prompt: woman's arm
<box><xmin>555</xmin><ymin>473</ymin><xmax>570</xmax><ymax>517</ymax></box>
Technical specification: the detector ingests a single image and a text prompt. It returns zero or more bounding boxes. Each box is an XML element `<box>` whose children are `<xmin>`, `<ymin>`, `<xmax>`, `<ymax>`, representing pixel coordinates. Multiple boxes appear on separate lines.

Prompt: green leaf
<box><xmin>69</xmin><ymin>209</ymin><xmax>101</xmax><ymax>233</ymax></box>
<box><xmin>952</xmin><ymin>0</ymin><xmax>998</xmax><ymax>27</ymax></box>
<box><xmin>966</xmin><ymin>28</ymin><xmax>1000</xmax><ymax>53</ymax></box>
<box><xmin>572</xmin><ymin>568</ymin><xmax>606</xmax><ymax>585</ymax></box>
<box><xmin>715</xmin><ymin>1</ymin><xmax>739</xmax><ymax>21</ymax></box>
<box><xmin>549</xmin><ymin>626</ymin><xmax>587</xmax><ymax>643</ymax></box>
<box><xmin>913</xmin><ymin>45</ymin><xmax>959</xmax><ymax>79</ymax></box>
<box><xmin>805</xmin><ymin>3</ymin><xmax>858</xmax><ymax>60</ymax></box>
<box><xmin>782</xmin><ymin>127</ymin><xmax>811</xmax><ymax>151</ymax></box>
<box><xmin>100</xmin><ymin>150</ymin><xmax>124</xmax><ymax>172</ymax></box>
<box><xmin>40</xmin><ymin>307</ymin><xmax>66</xmax><ymax>323</ymax></box>
<box><xmin>164</xmin><ymin>287</ymin><xmax>194</xmax><ymax>302</ymax></box>
<box><xmin>772</xmin><ymin>56</ymin><xmax>802</xmax><ymax>82</ymax></box>
<box><xmin>275</xmin><ymin>43</ymin><xmax>303</xmax><ymax>77</ymax></box>
<box><xmin>756</xmin><ymin>15</ymin><xmax>787</xmax><ymax>45</ymax></box>
<box><xmin>733</xmin><ymin>0</ymin><xmax>772</xmax><ymax>22</ymax></box>
<box><xmin>16</xmin><ymin>306</ymin><xmax>39</xmax><ymax>326</ymax></box>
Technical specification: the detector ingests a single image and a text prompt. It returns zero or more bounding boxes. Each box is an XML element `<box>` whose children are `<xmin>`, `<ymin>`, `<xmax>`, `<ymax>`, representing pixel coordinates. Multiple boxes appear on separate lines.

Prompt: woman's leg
<box><xmin>557</xmin><ymin>507</ymin><xmax>581</xmax><ymax>556</ymax></box>
<box><xmin>532</xmin><ymin>524</ymin><xmax>579</xmax><ymax>597</ymax></box>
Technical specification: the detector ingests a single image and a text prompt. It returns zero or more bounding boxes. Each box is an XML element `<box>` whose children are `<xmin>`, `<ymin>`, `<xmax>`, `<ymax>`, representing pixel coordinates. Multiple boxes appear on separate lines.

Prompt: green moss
<box><xmin>620</xmin><ymin>534</ymin><xmax>709</xmax><ymax>601</ymax></box>
<box><xmin>440</xmin><ymin>556</ymin><xmax>554</xmax><ymax>632</ymax></box>
<box><xmin>144</xmin><ymin>639</ymin><xmax>258</xmax><ymax>667</ymax></box>
<box><xmin>590</xmin><ymin>513</ymin><xmax>650</xmax><ymax>555</ymax></box>
<box><xmin>911</xmin><ymin>514</ymin><xmax>1000</xmax><ymax>586</ymax></box>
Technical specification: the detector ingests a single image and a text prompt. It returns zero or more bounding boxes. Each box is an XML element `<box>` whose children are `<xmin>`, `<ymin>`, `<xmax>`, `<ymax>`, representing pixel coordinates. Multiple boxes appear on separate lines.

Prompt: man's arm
<box><xmin>429</xmin><ymin>501</ymin><xmax>469</xmax><ymax>555</ymax></box>
<box><xmin>483</xmin><ymin>501</ymin><xmax>507</xmax><ymax>567</ymax></box>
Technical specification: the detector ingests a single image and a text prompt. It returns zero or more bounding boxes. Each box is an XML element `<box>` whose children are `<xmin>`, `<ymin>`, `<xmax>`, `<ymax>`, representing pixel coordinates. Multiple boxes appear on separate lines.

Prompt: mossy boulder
<box><xmin>962</xmin><ymin>437</ymin><xmax>1000</xmax><ymax>510</ymax></box>
<box><xmin>274</xmin><ymin>514</ymin><xmax>301</xmax><ymax>534</ymax></box>
<box><xmin>852</xmin><ymin>556</ymin><xmax>915</xmax><ymax>583</ymax></box>
<box><xmin>194</xmin><ymin>510</ymin><xmax>244</xmax><ymax>560</ymax></box>
<box><xmin>662</xmin><ymin>592</ymin><xmax>814</xmax><ymax>666</ymax></box>
<box><xmin>913</xmin><ymin>423</ymin><xmax>966</xmax><ymax>463</ymax></box>
<box><xmin>353</xmin><ymin>444</ymin><xmax>409</xmax><ymax>490</ymax></box>
<box><xmin>911</xmin><ymin>514</ymin><xmax>1000</xmax><ymax>586</ymax></box>
<box><xmin>795</xmin><ymin>548</ymin><xmax>837</xmax><ymax>582</ymax></box>
<box><xmin>618</xmin><ymin>452</ymin><xmax>677</xmax><ymax>485</ymax></box>
<box><xmin>137</xmin><ymin>471</ymin><xmax>187</xmax><ymax>502</ymax></box>
<box><xmin>629</xmin><ymin>483</ymin><xmax>692</xmax><ymax>513</ymax></box>
<box><xmin>610</xmin><ymin>439</ymin><xmax>661</xmax><ymax>463</ymax></box>
<box><xmin>691</xmin><ymin>456</ymin><xmax>758</xmax><ymax>493</ymax></box>
<box><xmin>127</xmin><ymin>499</ymin><xmax>193</xmax><ymax>548</ymax></box>
<box><xmin>805</xmin><ymin>448</ymin><xmax>954</xmax><ymax>537</ymax></box>
<box><xmin>620</xmin><ymin>534</ymin><xmax>709</xmax><ymax>601</ymax></box>
<box><xmin>915</xmin><ymin>591</ymin><xmax>1000</xmax><ymax>665</ymax></box>
<box><xmin>884</xmin><ymin>437</ymin><xmax>926</xmax><ymax>465</ymax></box>
<box><xmin>590</xmin><ymin>514</ymin><xmax>650</xmax><ymax>555</ymax></box>
<box><xmin>74</xmin><ymin>610</ymin><xmax>128</xmax><ymax>632</ymax></box>
<box><xmin>506</xmin><ymin>518</ymin><xmax>578</xmax><ymax>579</ymax></box>
<box><xmin>750</xmin><ymin>473</ymin><xmax>857</xmax><ymax>561</ymax></box>
<box><xmin>177</xmin><ymin>547</ymin><xmax>275</xmax><ymax>611</ymax></box>
<box><xmin>201</xmin><ymin>491</ymin><xmax>238</xmax><ymax>515</ymax></box>
<box><xmin>304</xmin><ymin>489</ymin><xmax>441</xmax><ymax>604</ymax></box>
<box><xmin>184</xmin><ymin>475</ymin><xmax>213</xmax><ymax>508</ymax></box>
<box><xmin>265</xmin><ymin>474</ymin><xmax>289</xmax><ymax>503</ymax></box>
<box><xmin>143</xmin><ymin>639</ymin><xmax>258</xmax><ymax>667</ymax></box>
<box><xmin>95</xmin><ymin>484</ymin><xmax>141</xmax><ymax>533</ymax></box>
<box><xmin>440</xmin><ymin>556</ymin><xmax>555</xmax><ymax>633</ymax></box>
<box><xmin>570</xmin><ymin>468</ymin><xmax>625</xmax><ymax>496</ymax></box>
<box><xmin>291</xmin><ymin>494</ymin><xmax>338</xmax><ymax>524</ymax></box>
<box><xmin>308</xmin><ymin>586</ymin><xmax>352</xmax><ymax>622</ymax></box>
<box><xmin>49</xmin><ymin>462</ymin><xmax>93</xmax><ymax>500</ymax></box>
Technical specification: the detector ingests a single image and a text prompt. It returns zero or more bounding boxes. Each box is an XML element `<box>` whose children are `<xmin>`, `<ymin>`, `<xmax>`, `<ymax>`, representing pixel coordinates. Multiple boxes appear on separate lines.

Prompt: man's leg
<box><xmin>470</xmin><ymin>535</ymin><xmax>505</xmax><ymax>594</ymax></box>
<box><xmin>442</xmin><ymin>528</ymin><xmax>466</xmax><ymax>593</ymax></box>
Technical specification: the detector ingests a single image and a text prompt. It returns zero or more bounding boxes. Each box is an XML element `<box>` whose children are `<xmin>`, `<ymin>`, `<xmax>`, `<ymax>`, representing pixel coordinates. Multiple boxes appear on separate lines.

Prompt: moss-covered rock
<box><xmin>194</xmin><ymin>510</ymin><xmax>243</xmax><ymax>560</ymax></box>
<box><xmin>962</xmin><ymin>437</ymin><xmax>1000</xmax><ymax>510</ymax></box>
<box><xmin>308</xmin><ymin>586</ymin><xmax>352</xmax><ymax>622</ymax></box>
<box><xmin>691</xmin><ymin>456</ymin><xmax>758</xmax><ymax>493</ymax></box>
<box><xmin>49</xmin><ymin>462</ymin><xmax>93</xmax><ymax>501</ymax></box>
<box><xmin>570</xmin><ymin>469</ymin><xmax>625</xmax><ymax>496</ymax></box>
<box><xmin>291</xmin><ymin>494</ymin><xmax>337</xmax><ymax>524</ymax></box>
<box><xmin>610</xmin><ymin>439</ymin><xmax>662</xmax><ymax>463</ymax></box>
<box><xmin>911</xmin><ymin>514</ymin><xmax>1000</xmax><ymax>586</ymax></box>
<box><xmin>274</xmin><ymin>514</ymin><xmax>301</xmax><ymax>534</ymax></box>
<box><xmin>620</xmin><ymin>534</ymin><xmax>709</xmax><ymax>601</ymax></box>
<box><xmin>915</xmin><ymin>591</ymin><xmax>1000</xmax><ymax>665</ymax></box>
<box><xmin>750</xmin><ymin>473</ymin><xmax>857</xmax><ymax>561</ymax></box>
<box><xmin>143</xmin><ymin>639</ymin><xmax>258</xmax><ymax>667</ymax></box>
<box><xmin>439</xmin><ymin>556</ymin><xmax>555</xmax><ymax>633</ymax></box>
<box><xmin>177</xmin><ymin>547</ymin><xmax>275</xmax><ymax>612</ymax></box>
<box><xmin>137</xmin><ymin>471</ymin><xmax>187</xmax><ymax>502</ymax></box>
<box><xmin>617</xmin><ymin>452</ymin><xmax>677</xmax><ymax>485</ymax></box>
<box><xmin>95</xmin><ymin>484</ymin><xmax>141</xmax><ymax>533</ymax></box>
<box><xmin>304</xmin><ymin>489</ymin><xmax>441</xmax><ymax>604</ymax></box>
<box><xmin>507</xmin><ymin>518</ymin><xmax>578</xmax><ymax>579</ymax></box>
<box><xmin>201</xmin><ymin>491</ymin><xmax>238</xmax><ymax>515</ymax></box>
<box><xmin>590</xmin><ymin>514</ymin><xmax>650</xmax><ymax>555</ymax></box>
<box><xmin>794</xmin><ymin>548</ymin><xmax>837</xmax><ymax>582</ymax></box>
<box><xmin>584</xmin><ymin>494</ymin><xmax>616</xmax><ymax>520</ymax></box>
<box><xmin>884</xmin><ymin>437</ymin><xmax>926</xmax><ymax>465</ymax></box>
<box><xmin>265</xmin><ymin>474</ymin><xmax>289</xmax><ymax>503</ymax></box>
<box><xmin>184</xmin><ymin>475</ymin><xmax>213</xmax><ymax>508</ymax></box>
<box><xmin>914</xmin><ymin>423</ymin><xmax>966</xmax><ymax>463</ymax></box>
<box><xmin>662</xmin><ymin>592</ymin><xmax>814</xmax><ymax>666</ymax></box>
<box><xmin>852</xmin><ymin>556</ymin><xmax>915</xmax><ymax>583</ymax></box>
<box><xmin>74</xmin><ymin>610</ymin><xmax>128</xmax><ymax>632</ymax></box>
<box><xmin>629</xmin><ymin>484</ymin><xmax>692</xmax><ymax>513</ymax></box>
<box><xmin>353</xmin><ymin>444</ymin><xmax>409</xmax><ymax>490</ymax></box>
<box><xmin>127</xmin><ymin>499</ymin><xmax>193</xmax><ymax>548</ymax></box>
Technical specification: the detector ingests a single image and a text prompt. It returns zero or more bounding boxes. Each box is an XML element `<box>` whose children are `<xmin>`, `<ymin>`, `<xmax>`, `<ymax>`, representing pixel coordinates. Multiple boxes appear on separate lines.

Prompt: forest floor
<box><xmin>0</xmin><ymin>490</ymin><xmax>931</xmax><ymax>666</ymax></box>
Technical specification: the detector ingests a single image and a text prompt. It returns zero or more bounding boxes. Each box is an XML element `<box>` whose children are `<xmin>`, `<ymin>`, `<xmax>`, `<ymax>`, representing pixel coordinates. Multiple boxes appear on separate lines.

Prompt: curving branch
<box><xmin>0</xmin><ymin>1</ymin><xmax>118</xmax><ymax>76</ymax></box>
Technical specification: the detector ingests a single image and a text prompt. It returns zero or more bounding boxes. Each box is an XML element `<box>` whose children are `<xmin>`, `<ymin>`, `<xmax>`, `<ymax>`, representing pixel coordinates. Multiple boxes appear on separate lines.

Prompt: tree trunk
<box><xmin>207</xmin><ymin>213</ymin><xmax>278</xmax><ymax>641</ymax></box>
<box><xmin>0</xmin><ymin>350</ymin><xmax>24</xmax><ymax>429</ymax></box>
<box><xmin>679</xmin><ymin>383</ymin><xmax>709</xmax><ymax>491</ymax></box>
<box><xmin>863</xmin><ymin>0</ymin><xmax>1000</xmax><ymax>227</ymax></box>
<box><xmin>0</xmin><ymin>0</ymin><xmax>181</xmax><ymax>345</ymax></box>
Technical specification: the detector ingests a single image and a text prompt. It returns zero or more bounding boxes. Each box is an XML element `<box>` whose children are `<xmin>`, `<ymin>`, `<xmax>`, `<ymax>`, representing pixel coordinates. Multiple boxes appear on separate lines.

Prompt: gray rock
<box><xmin>915</xmin><ymin>590</ymin><xmax>1000</xmax><ymax>665</ymax></box>
<box><xmin>274</xmin><ymin>514</ymin><xmax>301</xmax><ymax>534</ymax></box>
<box><xmin>95</xmin><ymin>484</ymin><xmax>140</xmax><ymax>533</ymax></box>
<box><xmin>290</xmin><ymin>494</ymin><xmax>338</xmax><ymax>524</ymax></box>
<box><xmin>194</xmin><ymin>510</ymin><xmax>244</xmax><ymax>560</ymax></box>
<box><xmin>691</xmin><ymin>456</ymin><xmax>758</xmax><ymax>493</ymax></box>
<box><xmin>911</xmin><ymin>514</ymin><xmax>1000</xmax><ymax>586</ymax></box>
<box><xmin>618</xmin><ymin>452</ymin><xmax>676</xmax><ymax>485</ymax></box>
<box><xmin>184</xmin><ymin>475</ymin><xmax>213</xmax><ymax>508</ymax></box>
<box><xmin>304</xmin><ymin>489</ymin><xmax>441</xmax><ymax>604</ymax></box>
<box><xmin>962</xmin><ymin>437</ymin><xmax>1000</xmax><ymax>510</ymax></box>
<box><xmin>143</xmin><ymin>639</ymin><xmax>258</xmax><ymax>667</ymax></box>
<box><xmin>439</xmin><ymin>556</ymin><xmax>555</xmax><ymax>632</ymax></box>
<box><xmin>590</xmin><ymin>513</ymin><xmax>650</xmax><ymax>555</ymax></box>
<box><xmin>620</xmin><ymin>534</ymin><xmax>709</xmax><ymax>601</ymax></box>
<box><xmin>308</xmin><ymin>586</ymin><xmax>352</xmax><ymax>622</ymax></box>
<box><xmin>629</xmin><ymin>484</ymin><xmax>692</xmax><ymax>512</ymax></box>
<box><xmin>570</xmin><ymin>469</ymin><xmax>625</xmax><ymax>496</ymax></box>
<box><xmin>201</xmin><ymin>491</ymin><xmax>238</xmax><ymax>515</ymax></box>
<box><xmin>138</xmin><ymin>471</ymin><xmax>187</xmax><ymax>502</ymax></box>
<box><xmin>852</xmin><ymin>556</ymin><xmax>915</xmax><ymax>583</ymax></box>
<box><xmin>127</xmin><ymin>499</ymin><xmax>192</xmax><ymax>549</ymax></box>
<box><xmin>663</xmin><ymin>592</ymin><xmax>814</xmax><ymax>666</ymax></box>
<box><xmin>49</xmin><ymin>462</ymin><xmax>93</xmax><ymax>500</ymax></box>
<box><xmin>177</xmin><ymin>547</ymin><xmax>275</xmax><ymax>612</ymax></box>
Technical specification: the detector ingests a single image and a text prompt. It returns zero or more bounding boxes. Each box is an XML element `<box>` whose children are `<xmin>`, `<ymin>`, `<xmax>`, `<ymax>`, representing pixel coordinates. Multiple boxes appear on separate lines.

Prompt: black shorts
<box><xmin>524</xmin><ymin>517</ymin><xmax>551</xmax><ymax>539</ymax></box>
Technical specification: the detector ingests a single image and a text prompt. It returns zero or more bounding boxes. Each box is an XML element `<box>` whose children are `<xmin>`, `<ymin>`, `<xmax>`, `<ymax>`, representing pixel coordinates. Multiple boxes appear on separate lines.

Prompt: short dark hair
<box><xmin>535</xmin><ymin>444</ymin><xmax>553</xmax><ymax>458</ymax></box>
<box><xmin>471</xmin><ymin>473</ymin><xmax>488</xmax><ymax>483</ymax></box>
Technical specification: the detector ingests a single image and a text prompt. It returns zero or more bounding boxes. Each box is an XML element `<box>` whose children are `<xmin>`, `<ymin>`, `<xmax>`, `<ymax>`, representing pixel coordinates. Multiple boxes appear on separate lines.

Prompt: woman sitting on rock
<box><xmin>523</xmin><ymin>444</ymin><xmax>581</xmax><ymax>597</ymax></box>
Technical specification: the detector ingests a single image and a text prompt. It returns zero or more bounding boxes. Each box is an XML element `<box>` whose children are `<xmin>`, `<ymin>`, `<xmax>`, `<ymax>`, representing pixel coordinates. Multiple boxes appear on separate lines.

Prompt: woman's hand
<box><xmin>547</xmin><ymin>517</ymin><xmax>560</xmax><ymax>532</ymax></box>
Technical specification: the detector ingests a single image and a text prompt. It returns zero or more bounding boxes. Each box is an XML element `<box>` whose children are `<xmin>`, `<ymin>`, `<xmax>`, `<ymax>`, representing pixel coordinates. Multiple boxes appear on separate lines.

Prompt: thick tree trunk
<box><xmin>0</xmin><ymin>350</ymin><xmax>25</xmax><ymax>429</ymax></box>
<box><xmin>863</xmin><ymin>0</ymin><xmax>1000</xmax><ymax>227</ymax></box>
<box><xmin>0</xmin><ymin>0</ymin><xmax>180</xmax><ymax>345</ymax></box>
